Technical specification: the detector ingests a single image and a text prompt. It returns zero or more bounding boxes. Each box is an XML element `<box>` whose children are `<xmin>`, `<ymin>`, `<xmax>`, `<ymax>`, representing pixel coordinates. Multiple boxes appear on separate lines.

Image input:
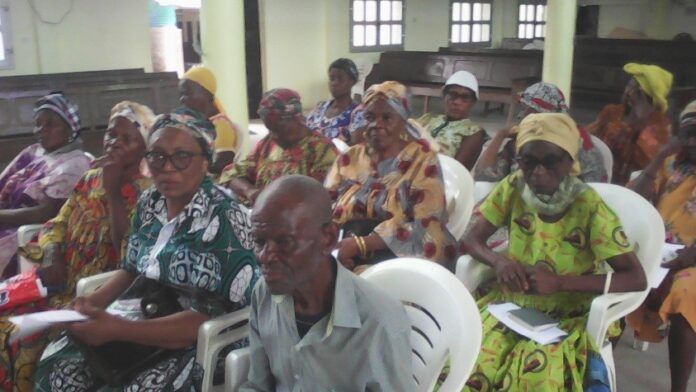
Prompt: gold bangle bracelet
<box><xmin>355</xmin><ymin>236</ymin><xmax>368</xmax><ymax>258</ymax></box>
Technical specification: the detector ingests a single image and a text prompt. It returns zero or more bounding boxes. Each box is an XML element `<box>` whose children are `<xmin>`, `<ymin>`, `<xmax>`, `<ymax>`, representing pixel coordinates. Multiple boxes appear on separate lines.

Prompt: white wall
<box><xmin>1</xmin><ymin>0</ymin><xmax>152</xmax><ymax>77</ymax></box>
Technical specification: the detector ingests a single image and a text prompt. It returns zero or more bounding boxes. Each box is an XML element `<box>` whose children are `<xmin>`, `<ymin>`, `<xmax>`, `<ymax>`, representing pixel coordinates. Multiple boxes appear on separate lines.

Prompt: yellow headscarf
<box><xmin>515</xmin><ymin>113</ymin><xmax>581</xmax><ymax>175</ymax></box>
<box><xmin>623</xmin><ymin>63</ymin><xmax>673</xmax><ymax>114</ymax></box>
<box><xmin>183</xmin><ymin>66</ymin><xmax>227</xmax><ymax>115</ymax></box>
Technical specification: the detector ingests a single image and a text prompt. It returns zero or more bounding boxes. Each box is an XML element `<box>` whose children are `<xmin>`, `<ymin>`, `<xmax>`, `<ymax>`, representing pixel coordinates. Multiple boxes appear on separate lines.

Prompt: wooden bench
<box><xmin>367</xmin><ymin>50</ymin><xmax>542</xmax><ymax>125</ymax></box>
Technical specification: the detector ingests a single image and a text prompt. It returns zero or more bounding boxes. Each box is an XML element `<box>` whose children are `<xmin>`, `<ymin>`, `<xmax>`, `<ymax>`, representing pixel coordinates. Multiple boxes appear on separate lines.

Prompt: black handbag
<box><xmin>342</xmin><ymin>219</ymin><xmax>396</xmax><ymax>265</ymax></box>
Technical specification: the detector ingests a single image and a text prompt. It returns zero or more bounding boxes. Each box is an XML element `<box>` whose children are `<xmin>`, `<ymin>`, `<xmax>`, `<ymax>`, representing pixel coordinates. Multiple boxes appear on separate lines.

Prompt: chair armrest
<box><xmin>17</xmin><ymin>224</ymin><xmax>44</xmax><ymax>247</ymax></box>
<box><xmin>456</xmin><ymin>255</ymin><xmax>495</xmax><ymax>292</ymax></box>
<box><xmin>75</xmin><ymin>270</ymin><xmax>120</xmax><ymax>297</ymax></box>
<box><xmin>586</xmin><ymin>290</ymin><xmax>648</xmax><ymax>346</ymax></box>
<box><xmin>196</xmin><ymin>308</ymin><xmax>250</xmax><ymax>391</ymax></box>
<box><xmin>225</xmin><ymin>347</ymin><xmax>253</xmax><ymax>391</ymax></box>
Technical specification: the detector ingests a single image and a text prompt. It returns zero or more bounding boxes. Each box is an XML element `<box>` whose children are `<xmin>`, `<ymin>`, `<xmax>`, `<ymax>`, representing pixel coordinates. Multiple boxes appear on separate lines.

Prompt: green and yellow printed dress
<box><xmin>33</xmin><ymin>178</ymin><xmax>259</xmax><ymax>392</ymax></box>
<box><xmin>465</xmin><ymin>172</ymin><xmax>632</xmax><ymax>392</ymax></box>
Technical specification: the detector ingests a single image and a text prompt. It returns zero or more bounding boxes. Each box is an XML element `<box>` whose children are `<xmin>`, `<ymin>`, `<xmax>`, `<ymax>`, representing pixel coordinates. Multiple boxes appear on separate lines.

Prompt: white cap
<box><xmin>445</xmin><ymin>71</ymin><xmax>479</xmax><ymax>99</ymax></box>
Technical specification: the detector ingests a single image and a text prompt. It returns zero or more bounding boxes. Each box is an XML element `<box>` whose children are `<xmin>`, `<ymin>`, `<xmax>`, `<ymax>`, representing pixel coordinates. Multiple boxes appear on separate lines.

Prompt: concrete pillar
<box><xmin>542</xmin><ymin>0</ymin><xmax>577</xmax><ymax>105</ymax></box>
<box><xmin>199</xmin><ymin>0</ymin><xmax>250</xmax><ymax>155</ymax></box>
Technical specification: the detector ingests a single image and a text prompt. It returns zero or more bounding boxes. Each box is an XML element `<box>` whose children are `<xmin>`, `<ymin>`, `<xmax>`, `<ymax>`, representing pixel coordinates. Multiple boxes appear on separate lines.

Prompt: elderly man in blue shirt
<box><xmin>241</xmin><ymin>174</ymin><xmax>414</xmax><ymax>391</ymax></box>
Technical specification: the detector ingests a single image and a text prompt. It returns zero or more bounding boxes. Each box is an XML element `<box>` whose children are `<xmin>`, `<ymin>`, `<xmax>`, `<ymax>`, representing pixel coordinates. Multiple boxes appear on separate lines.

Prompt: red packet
<box><xmin>0</xmin><ymin>268</ymin><xmax>48</xmax><ymax>312</ymax></box>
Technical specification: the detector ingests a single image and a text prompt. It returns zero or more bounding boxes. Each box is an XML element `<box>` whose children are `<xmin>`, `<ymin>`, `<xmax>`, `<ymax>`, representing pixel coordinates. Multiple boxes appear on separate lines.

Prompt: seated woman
<box><xmin>306</xmin><ymin>58</ymin><xmax>359</xmax><ymax>142</ymax></box>
<box><xmin>626</xmin><ymin>100</ymin><xmax>696</xmax><ymax>392</ymax></box>
<box><xmin>475</xmin><ymin>82</ymin><xmax>607</xmax><ymax>183</ymax></box>
<box><xmin>327</xmin><ymin>82</ymin><xmax>459</xmax><ymax>273</ymax></box>
<box><xmin>0</xmin><ymin>93</ymin><xmax>92</xmax><ymax>277</ymax></box>
<box><xmin>417</xmin><ymin>70</ymin><xmax>487</xmax><ymax>170</ymax></box>
<box><xmin>34</xmin><ymin>113</ymin><xmax>259</xmax><ymax>391</ymax></box>
<box><xmin>461</xmin><ymin>113</ymin><xmax>646</xmax><ymax>391</ymax></box>
<box><xmin>0</xmin><ymin>101</ymin><xmax>155</xmax><ymax>391</ymax></box>
<box><xmin>179</xmin><ymin>66</ymin><xmax>241</xmax><ymax>173</ymax></box>
<box><xmin>220</xmin><ymin>88</ymin><xmax>338</xmax><ymax>205</ymax></box>
<box><xmin>588</xmin><ymin>63</ymin><xmax>673</xmax><ymax>184</ymax></box>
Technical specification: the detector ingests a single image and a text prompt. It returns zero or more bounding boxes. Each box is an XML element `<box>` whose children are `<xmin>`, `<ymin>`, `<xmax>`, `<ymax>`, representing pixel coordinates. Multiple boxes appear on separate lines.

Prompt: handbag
<box><xmin>70</xmin><ymin>276</ymin><xmax>234</xmax><ymax>387</ymax></box>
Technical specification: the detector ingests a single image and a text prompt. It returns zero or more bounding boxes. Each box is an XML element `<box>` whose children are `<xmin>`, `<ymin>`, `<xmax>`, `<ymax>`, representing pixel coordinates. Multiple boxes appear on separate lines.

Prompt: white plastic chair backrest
<box><xmin>332</xmin><ymin>138</ymin><xmax>350</xmax><ymax>153</ymax></box>
<box><xmin>248</xmin><ymin>123</ymin><xmax>269</xmax><ymax>153</ymax></box>
<box><xmin>588</xmin><ymin>183</ymin><xmax>664</xmax><ymax>288</ymax></box>
<box><xmin>473</xmin><ymin>181</ymin><xmax>497</xmax><ymax>204</ymax></box>
<box><xmin>590</xmin><ymin>135</ymin><xmax>613</xmax><ymax>183</ymax></box>
<box><xmin>361</xmin><ymin>258</ymin><xmax>482</xmax><ymax>392</ymax></box>
<box><xmin>234</xmin><ymin>121</ymin><xmax>251</xmax><ymax>163</ymax></box>
<box><xmin>437</xmin><ymin>154</ymin><xmax>475</xmax><ymax>240</ymax></box>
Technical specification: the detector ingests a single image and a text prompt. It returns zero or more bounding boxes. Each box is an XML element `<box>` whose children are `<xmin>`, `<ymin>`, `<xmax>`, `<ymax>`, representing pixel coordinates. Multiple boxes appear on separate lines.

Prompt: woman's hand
<box><xmin>527</xmin><ymin>264</ymin><xmax>561</xmax><ymax>295</ymax></box>
<box><xmin>246</xmin><ymin>188</ymin><xmax>261</xmax><ymax>205</ymax></box>
<box><xmin>492</xmin><ymin>255</ymin><xmax>529</xmax><ymax>292</ymax></box>
<box><xmin>662</xmin><ymin>246</ymin><xmax>696</xmax><ymax>271</ymax></box>
<box><xmin>336</xmin><ymin>238</ymin><xmax>359</xmax><ymax>270</ymax></box>
<box><xmin>68</xmin><ymin>297</ymin><xmax>125</xmax><ymax>346</ymax></box>
<box><xmin>656</xmin><ymin>138</ymin><xmax>684</xmax><ymax>162</ymax></box>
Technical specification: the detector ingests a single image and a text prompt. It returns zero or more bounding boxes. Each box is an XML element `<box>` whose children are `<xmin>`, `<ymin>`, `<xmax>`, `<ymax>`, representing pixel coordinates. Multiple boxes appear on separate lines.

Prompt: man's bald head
<box><xmin>253</xmin><ymin>175</ymin><xmax>333</xmax><ymax>225</ymax></box>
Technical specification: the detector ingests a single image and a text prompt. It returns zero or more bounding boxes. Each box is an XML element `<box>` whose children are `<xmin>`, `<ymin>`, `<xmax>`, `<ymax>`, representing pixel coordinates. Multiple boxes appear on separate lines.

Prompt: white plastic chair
<box><xmin>362</xmin><ymin>258</ymin><xmax>482</xmax><ymax>391</ymax></box>
<box><xmin>473</xmin><ymin>181</ymin><xmax>497</xmax><ymax>205</ymax></box>
<box><xmin>332</xmin><ymin>138</ymin><xmax>350</xmax><ymax>153</ymax></box>
<box><xmin>75</xmin><ymin>272</ymin><xmax>250</xmax><ymax>392</ymax></box>
<box><xmin>455</xmin><ymin>183</ymin><xmax>664</xmax><ymax>392</ymax></box>
<box><xmin>438</xmin><ymin>154</ymin><xmax>475</xmax><ymax>240</ymax></box>
<box><xmin>17</xmin><ymin>224</ymin><xmax>44</xmax><ymax>273</ymax></box>
<box><xmin>590</xmin><ymin>135</ymin><xmax>613</xmax><ymax>183</ymax></box>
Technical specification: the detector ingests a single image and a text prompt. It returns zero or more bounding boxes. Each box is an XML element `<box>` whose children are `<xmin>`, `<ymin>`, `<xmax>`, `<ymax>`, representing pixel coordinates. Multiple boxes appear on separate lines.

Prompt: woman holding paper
<box><xmin>460</xmin><ymin>113</ymin><xmax>646</xmax><ymax>391</ymax></box>
<box><xmin>626</xmin><ymin>100</ymin><xmax>696</xmax><ymax>392</ymax></box>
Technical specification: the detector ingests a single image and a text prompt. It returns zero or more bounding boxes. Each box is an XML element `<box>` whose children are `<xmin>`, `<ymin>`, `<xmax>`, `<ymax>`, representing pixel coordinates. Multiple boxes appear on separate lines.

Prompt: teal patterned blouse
<box><xmin>122</xmin><ymin>177</ymin><xmax>259</xmax><ymax>316</ymax></box>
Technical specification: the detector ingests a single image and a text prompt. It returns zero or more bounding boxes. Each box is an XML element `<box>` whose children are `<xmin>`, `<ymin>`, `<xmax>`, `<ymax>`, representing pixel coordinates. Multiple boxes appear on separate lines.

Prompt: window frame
<box><xmin>0</xmin><ymin>0</ymin><xmax>14</xmax><ymax>70</ymax></box>
<box><xmin>448</xmin><ymin>0</ymin><xmax>494</xmax><ymax>49</ymax></box>
<box><xmin>349</xmin><ymin>0</ymin><xmax>405</xmax><ymax>53</ymax></box>
<box><xmin>516</xmin><ymin>0</ymin><xmax>547</xmax><ymax>40</ymax></box>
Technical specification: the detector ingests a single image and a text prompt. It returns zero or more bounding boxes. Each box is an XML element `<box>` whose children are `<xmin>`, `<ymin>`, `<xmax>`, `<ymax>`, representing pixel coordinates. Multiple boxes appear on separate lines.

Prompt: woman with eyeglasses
<box><xmin>34</xmin><ymin>113</ymin><xmax>259</xmax><ymax>391</ymax></box>
<box><xmin>459</xmin><ymin>113</ymin><xmax>646</xmax><ymax>391</ymax></box>
<box><xmin>627</xmin><ymin>100</ymin><xmax>696</xmax><ymax>392</ymax></box>
<box><xmin>416</xmin><ymin>71</ymin><xmax>487</xmax><ymax>170</ymax></box>
<box><xmin>327</xmin><ymin>82</ymin><xmax>459</xmax><ymax>273</ymax></box>
<box><xmin>474</xmin><ymin>82</ymin><xmax>607</xmax><ymax>183</ymax></box>
<box><xmin>0</xmin><ymin>101</ymin><xmax>154</xmax><ymax>392</ymax></box>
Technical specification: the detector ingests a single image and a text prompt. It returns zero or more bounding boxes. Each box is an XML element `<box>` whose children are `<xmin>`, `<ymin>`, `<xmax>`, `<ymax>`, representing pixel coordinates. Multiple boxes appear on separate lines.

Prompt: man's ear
<box><xmin>321</xmin><ymin>222</ymin><xmax>339</xmax><ymax>255</ymax></box>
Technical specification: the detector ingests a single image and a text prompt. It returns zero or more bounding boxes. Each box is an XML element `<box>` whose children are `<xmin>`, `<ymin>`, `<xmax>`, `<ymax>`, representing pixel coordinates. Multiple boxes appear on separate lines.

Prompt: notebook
<box><xmin>507</xmin><ymin>308</ymin><xmax>558</xmax><ymax>332</ymax></box>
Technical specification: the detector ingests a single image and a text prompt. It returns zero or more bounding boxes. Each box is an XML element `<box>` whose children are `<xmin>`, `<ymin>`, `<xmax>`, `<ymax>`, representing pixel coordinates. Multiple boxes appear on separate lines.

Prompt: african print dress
<box><xmin>33</xmin><ymin>178</ymin><xmax>259</xmax><ymax>392</ymax></box>
<box><xmin>219</xmin><ymin>132</ymin><xmax>338</xmax><ymax>203</ymax></box>
<box><xmin>325</xmin><ymin>141</ymin><xmax>459</xmax><ymax>267</ymax></box>
<box><xmin>417</xmin><ymin>113</ymin><xmax>485</xmax><ymax>158</ymax></box>
<box><xmin>306</xmin><ymin>100</ymin><xmax>358</xmax><ymax>142</ymax></box>
<box><xmin>465</xmin><ymin>172</ymin><xmax>633</xmax><ymax>392</ymax></box>
<box><xmin>0</xmin><ymin>168</ymin><xmax>150</xmax><ymax>392</ymax></box>
<box><xmin>0</xmin><ymin>143</ymin><xmax>91</xmax><ymax>275</ymax></box>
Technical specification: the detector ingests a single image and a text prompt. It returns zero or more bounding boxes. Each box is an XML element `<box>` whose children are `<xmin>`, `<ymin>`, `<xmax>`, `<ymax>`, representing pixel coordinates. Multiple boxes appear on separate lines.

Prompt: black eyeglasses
<box><xmin>145</xmin><ymin>150</ymin><xmax>205</xmax><ymax>171</ymax></box>
<box><xmin>446</xmin><ymin>91</ymin><xmax>476</xmax><ymax>102</ymax></box>
<box><xmin>515</xmin><ymin>154</ymin><xmax>567</xmax><ymax>171</ymax></box>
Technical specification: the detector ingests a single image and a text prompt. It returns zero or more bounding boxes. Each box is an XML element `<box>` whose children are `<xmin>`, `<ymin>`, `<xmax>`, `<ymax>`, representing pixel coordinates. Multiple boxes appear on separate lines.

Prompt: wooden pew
<box><xmin>367</xmin><ymin>49</ymin><xmax>542</xmax><ymax>125</ymax></box>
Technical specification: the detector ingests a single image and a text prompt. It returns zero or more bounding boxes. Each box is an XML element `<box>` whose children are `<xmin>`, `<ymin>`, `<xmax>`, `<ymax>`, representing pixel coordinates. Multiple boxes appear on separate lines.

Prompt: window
<box><xmin>0</xmin><ymin>0</ymin><xmax>13</xmax><ymax>69</ymax></box>
<box><xmin>450</xmin><ymin>1</ymin><xmax>492</xmax><ymax>46</ymax></box>
<box><xmin>351</xmin><ymin>0</ymin><xmax>404</xmax><ymax>52</ymax></box>
<box><xmin>517</xmin><ymin>1</ymin><xmax>546</xmax><ymax>39</ymax></box>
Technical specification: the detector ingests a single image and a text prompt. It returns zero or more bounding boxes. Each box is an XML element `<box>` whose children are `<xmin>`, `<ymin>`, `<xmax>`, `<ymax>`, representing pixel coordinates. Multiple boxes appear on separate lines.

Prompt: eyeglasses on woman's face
<box><xmin>515</xmin><ymin>153</ymin><xmax>568</xmax><ymax>172</ymax></box>
<box><xmin>145</xmin><ymin>150</ymin><xmax>206</xmax><ymax>171</ymax></box>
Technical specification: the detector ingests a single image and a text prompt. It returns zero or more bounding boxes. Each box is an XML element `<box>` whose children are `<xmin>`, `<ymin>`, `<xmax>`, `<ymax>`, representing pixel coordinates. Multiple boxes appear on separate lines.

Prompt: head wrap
<box><xmin>257</xmin><ymin>88</ymin><xmax>303</xmax><ymax>121</ymax></box>
<box><xmin>329</xmin><ymin>58</ymin><xmax>359</xmax><ymax>81</ymax></box>
<box><xmin>679</xmin><ymin>99</ymin><xmax>696</xmax><ymax>129</ymax></box>
<box><xmin>623</xmin><ymin>63</ymin><xmax>673</xmax><ymax>113</ymax></box>
<box><xmin>109</xmin><ymin>101</ymin><xmax>156</xmax><ymax>143</ymax></box>
<box><xmin>515</xmin><ymin>113</ymin><xmax>581</xmax><ymax>176</ymax></box>
<box><xmin>183</xmin><ymin>66</ymin><xmax>228</xmax><ymax>115</ymax></box>
<box><xmin>33</xmin><ymin>92</ymin><xmax>81</xmax><ymax>141</ymax></box>
<box><xmin>150</xmin><ymin>113</ymin><xmax>216</xmax><ymax>160</ymax></box>
<box><xmin>519</xmin><ymin>82</ymin><xmax>568</xmax><ymax>114</ymax></box>
<box><xmin>362</xmin><ymin>81</ymin><xmax>422</xmax><ymax>140</ymax></box>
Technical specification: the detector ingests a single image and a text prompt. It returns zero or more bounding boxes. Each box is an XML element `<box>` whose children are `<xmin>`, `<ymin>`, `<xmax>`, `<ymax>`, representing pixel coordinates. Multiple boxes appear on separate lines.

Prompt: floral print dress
<box><xmin>306</xmin><ymin>100</ymin><xmax>357</xmax><ymax>142</ymax></box>
<box><xmin>34</xmin><ymin>178</ymin><xmax>259</xmax><ymax>392</ymax></box>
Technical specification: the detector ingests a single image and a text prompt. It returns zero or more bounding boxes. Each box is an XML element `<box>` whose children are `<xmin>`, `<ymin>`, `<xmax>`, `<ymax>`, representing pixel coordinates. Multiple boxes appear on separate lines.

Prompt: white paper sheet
<box><xmin>488</xmin><ymin>303</ymin><xmax>568</xmax><ymax>345</ymax></box>
<box><xmin>651</xmin><ymin>243</ymin><xmax>687</xmax><ymax>289</ymax></box>
<box><xmin>8</xmin><ymin>310</ymin><xmax>87</xmax><ymax>344</ymax></box>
